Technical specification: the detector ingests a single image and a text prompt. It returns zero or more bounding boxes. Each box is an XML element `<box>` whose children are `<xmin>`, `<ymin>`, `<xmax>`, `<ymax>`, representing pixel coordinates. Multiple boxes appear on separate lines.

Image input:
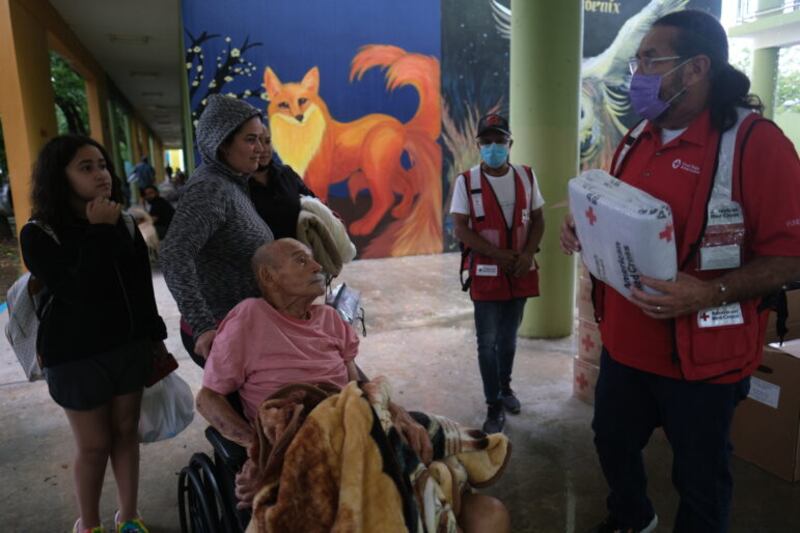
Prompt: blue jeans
<box><xmin>473</xmin><ymin>298</ymin><xmax>527</xmax><ymax>404</ymax></box>
<box><xmin>593</xmin><ymin>349</ymin><xmax>750</xmax><ymax>533</ymax></box>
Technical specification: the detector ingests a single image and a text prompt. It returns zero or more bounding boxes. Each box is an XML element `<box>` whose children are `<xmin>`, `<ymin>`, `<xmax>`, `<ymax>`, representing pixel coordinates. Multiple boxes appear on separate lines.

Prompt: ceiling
<box><xmin>49</xmin><ymin>0</ymin><xmax>183</xmax><ymax>147</ymax></box>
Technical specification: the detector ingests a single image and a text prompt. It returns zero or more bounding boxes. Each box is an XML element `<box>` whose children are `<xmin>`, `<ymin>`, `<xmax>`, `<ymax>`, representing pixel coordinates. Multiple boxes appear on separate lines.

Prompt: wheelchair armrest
<box><xmin>205</xmin><ymin>426</ymin><xmax>248</xmax><ymax>472</ymax></box>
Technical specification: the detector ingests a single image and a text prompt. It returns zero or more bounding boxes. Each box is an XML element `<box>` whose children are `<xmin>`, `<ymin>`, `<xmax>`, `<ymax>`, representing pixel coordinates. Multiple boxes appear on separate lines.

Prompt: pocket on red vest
<box><xmin>677</xmin><ymin>300</ymin><xmax>759</xmax><ymax>377</ymax></box>
<box><xmin>513</xmin><ymin>269</ymin><xmax>540</xmax><ymax>297</ymax></box>
<box><xmin>470</xmin><ymin>258</ymin><xmax>506</xmax><ymax>299</ymax></box>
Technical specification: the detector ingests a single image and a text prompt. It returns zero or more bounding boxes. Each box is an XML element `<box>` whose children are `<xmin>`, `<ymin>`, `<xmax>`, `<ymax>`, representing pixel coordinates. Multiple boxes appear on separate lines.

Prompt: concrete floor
<box><xmin>0</xmin><ymin>253</ymin><xmax>798</xmax><ymax>532</ymax></box>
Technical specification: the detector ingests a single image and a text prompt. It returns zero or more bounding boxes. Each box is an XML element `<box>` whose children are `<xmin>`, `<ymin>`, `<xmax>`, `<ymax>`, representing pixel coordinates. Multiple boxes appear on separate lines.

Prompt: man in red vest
<box><xmin>561</xmin><ymin>11</ymin><xmax>800</xmax><ymax>533</ymax></box>
<box><xmin>451</xmin><ymin>114</ymin><xmax>545</xmax><ymax>433</ymax></box>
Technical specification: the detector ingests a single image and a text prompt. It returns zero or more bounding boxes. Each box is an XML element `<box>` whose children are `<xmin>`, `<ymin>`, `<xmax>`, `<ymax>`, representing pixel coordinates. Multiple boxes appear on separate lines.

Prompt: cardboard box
<box><xmin>577</xmin><ymin>319</ymin><xmax>602</xmax><ymax>364</ymax></box>
<box><xmin>730</xmin><ymin>341</ymin><xmax>800</xmax><ymax>482</ymax></box>
<box><xmin>578</xmin><ymin>261</ymin><xmax>591</xmax><ymax>281</ymax></box>
<box><xmin>765</xmin><ymin>289</ymin><xmax>800</xmax><ymax>344</ymax></box>
<box><xmin>573</xmin><ymin>356</ymin><xmax>600</xmax><ymax>405</ymax></box>
<box><xmin>577</xmin><ymin>273</ymin><xmax>596</xmax><ymax>323</ymax></box>
<box><xmin>569</xmin><ymin>170</ymin><xmax>677</xmax><ymax>299</ymax></box>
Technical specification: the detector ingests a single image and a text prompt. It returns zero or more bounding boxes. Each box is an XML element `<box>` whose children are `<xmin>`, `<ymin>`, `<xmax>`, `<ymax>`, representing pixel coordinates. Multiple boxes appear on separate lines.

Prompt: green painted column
<box><xmin>750</xmin><ymin>0</ymin><xmax>782</xmax><ymax>119</ymax></box>
<box><xmin>751</xmin><ymin>47</ymin><xmax>779</xmax><ymax>119</ymax></box>
<box><xmin>511</xmin><ymin>0</ymin><xmax>583</xmax><ymax>338</ymax></box>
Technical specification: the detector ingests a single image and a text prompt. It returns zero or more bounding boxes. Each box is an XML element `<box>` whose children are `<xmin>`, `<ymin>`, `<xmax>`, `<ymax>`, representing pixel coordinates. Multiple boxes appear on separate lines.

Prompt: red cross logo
<box><xmin>581</xmin><ymin>334</ymin><xmax>596</xmax><ymax>353</ymax></box>
<box><xmin>700</xmin><ymin>312</ymin><xmax>710</xmax><ymax>321</ymax></box>
<box><xmin>659</xmin><ymin>224</ymin><xmax>674</xmax><ymax>242</ymax></box>
<box><xmin>586</xmin><ymin>207</ymin><xmax>597</xmax><ymax>226</ymax></box>
<box><xmin>575</xmin><ymin>373</ymin><xmax>589</xmax><ymax>391</ymax></box>
<box><xmin>487</xmin><ymin>114</ymin><xmax>501</xmax><ymax>125</ymax></box>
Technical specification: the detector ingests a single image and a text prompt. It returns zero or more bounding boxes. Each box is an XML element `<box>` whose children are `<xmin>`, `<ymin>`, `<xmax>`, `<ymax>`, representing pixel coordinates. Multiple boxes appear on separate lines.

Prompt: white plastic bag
<box><xmin>138</xmin><ymin>373</ymin><xmax>194</xmax><ymax>443</ymax></box>
<box><xmin>5</xmin><ymin>273</ymin><xmax>46</xmax><ymax>381</ymax></box>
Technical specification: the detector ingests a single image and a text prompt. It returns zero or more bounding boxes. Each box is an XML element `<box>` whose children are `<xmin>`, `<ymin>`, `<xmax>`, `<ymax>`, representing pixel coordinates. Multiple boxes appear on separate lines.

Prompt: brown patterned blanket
<box><xmin>238</xmin><ymin>378</ymin><xmax>510</xmax><ymax>533</ymax></box>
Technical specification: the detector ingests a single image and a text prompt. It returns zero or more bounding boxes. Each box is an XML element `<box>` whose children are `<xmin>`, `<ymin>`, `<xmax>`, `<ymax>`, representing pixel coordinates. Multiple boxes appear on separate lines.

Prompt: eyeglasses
<box><xmin>628</xmin><ymin>56</ymin><xmax>682</xmax><ymax>75</ymax></box>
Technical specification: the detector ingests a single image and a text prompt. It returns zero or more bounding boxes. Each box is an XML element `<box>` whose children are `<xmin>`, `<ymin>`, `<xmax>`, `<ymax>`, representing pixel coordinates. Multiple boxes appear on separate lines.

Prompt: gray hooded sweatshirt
<box><xmin>160</xmin><ymin>95</ymin><xmax>274</xmax><ymax>339</ymax></box>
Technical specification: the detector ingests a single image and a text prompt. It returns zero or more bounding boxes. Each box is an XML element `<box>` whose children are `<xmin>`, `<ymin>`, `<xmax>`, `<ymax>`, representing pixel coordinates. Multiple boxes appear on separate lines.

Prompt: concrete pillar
<box><xmin>153</xmin><ymin>138</ymin><xmax>165</xmax><ymax>183</ymax></box>
<box><xmin>85</xmin><ymin>76</ymin><xmax>111</xmax><ymax>147</ymax></box>
<box><xmin>750</xmin><ymin>0</ymin><xmax>782</xmax><ymax>119</ymax></box>
<box><xmin>0</xmin><ymin>0</ymin><xmax>59</xmax><ymax>229</ymax></box>
<box><xmin>751</xmin><ymin>48</ymin><xmax>779</xmax><ymax>120</ymax></box>
<box><xmin>511</xmin><ymin>0</ymin><xmax>583</xmax><ymax>338</ymax></box>
<box><xmin>129</xmin><ymin>117</ymin><xmax>142</xmax><ymax>163</ymax></box>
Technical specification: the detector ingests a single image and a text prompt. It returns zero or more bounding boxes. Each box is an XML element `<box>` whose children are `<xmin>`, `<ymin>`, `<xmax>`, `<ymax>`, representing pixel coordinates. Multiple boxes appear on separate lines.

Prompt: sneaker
<box><xmin>114</xmin><ymin>511</ymin><xmax>149</xmax><ymax>533</ymax></box>
<box><xmin>588</xmin><ymin>514</ymin><xmax>658</xmax><ymax>533</ymax></box>
<box><xmin>500</xmin><ymin>388</ymin><xmax>521</xmax><ymax>414</ymax></box>
<box><xmin>73</xmin><ymin>518</ymin><xmax>106</xmax><ymax>533</ymax></box>
<box><xmin>482</xmin><ymin>401</ymin><xmax>506</xmax><ymax>433</ymax></box>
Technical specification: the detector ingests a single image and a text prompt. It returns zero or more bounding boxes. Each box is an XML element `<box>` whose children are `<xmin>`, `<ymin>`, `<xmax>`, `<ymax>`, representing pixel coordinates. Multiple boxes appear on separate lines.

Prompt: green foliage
<box><xmin>777</xmin><ymin>46</ymin><xmax>800</xmax><ymax>113</ymax></box>
<box><xmin>730</xmin><ymin>43</ymin><xmax>800</xmax><ymax>113</ymax></box>
<box><xmin>0</xmin><ymin>55</ymin><xmax>89</xmax><ymax>183</ymax></box>
<box><xmin>50</xmin><ymin>52</ymin><xmax>89</xmax><ymax>135</ymax></box>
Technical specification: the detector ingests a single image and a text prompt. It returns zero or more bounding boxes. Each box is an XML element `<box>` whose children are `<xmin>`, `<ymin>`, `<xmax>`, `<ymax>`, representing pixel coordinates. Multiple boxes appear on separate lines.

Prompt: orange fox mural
<box><xmin>263</xmin><ymin>45</ymin><xmax>442</xmax><ymax>257</ymax></box>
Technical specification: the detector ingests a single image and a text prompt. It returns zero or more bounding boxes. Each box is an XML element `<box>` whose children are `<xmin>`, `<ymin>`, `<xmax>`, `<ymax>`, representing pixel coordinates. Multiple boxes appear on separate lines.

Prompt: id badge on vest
<box><xmin>697</xmin><ymin>199</ymin><xmax>745</xmax><ymax>271</ymax></box>
<box><xmin>476</xmin><ymin>264</ymin><xmax>499</xmax><ymax>277</ymax></box>
<box><xmin>697</xmin><ymin>303</ymin><xmax>744</xmax><ymax>328</ymax></box>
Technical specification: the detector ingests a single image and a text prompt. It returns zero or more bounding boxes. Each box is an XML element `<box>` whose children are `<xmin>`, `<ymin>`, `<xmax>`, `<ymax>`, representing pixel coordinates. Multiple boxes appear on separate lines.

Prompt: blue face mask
<box><xmin>480</xmin><ymin>143</ymin><xmax>509</xmax><ymax>169</ymax></box>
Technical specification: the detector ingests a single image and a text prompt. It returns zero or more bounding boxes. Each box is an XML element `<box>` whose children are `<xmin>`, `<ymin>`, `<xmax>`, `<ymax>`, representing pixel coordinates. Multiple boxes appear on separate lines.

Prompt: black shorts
<box><xmin>45</xmin><ymin>340</ymin><xmax>154</xmax><ymax>411</ymax></box>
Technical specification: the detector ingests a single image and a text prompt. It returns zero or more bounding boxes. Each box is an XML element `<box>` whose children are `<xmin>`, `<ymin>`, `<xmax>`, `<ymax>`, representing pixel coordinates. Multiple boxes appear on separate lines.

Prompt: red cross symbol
<box><xmin>487</xmin><ymin>114</ymin><xmax>501</xmax><ymax>125</ymax></box>
<box><xmin>575</xmin><ymin>372</ymin><xmax>589</xmax><ymax>391</ymax></box>
<box><xmin>581</xmin><ymin>334</ymin><xmax>596</xmax><ymax>353</ymax></box>
<box><xmin>585</xmin><ymin>207</ymin><xmax>597</xmax><ymax>226</ymax></box>
<box><xmin>700</xmin><ymin>312</ymin><xmax>710</xmax><ymax>321</ymax></box>
<box><xmin>659</xmin><ymin>224</ymin><xmax>674</xmax><ymax>242</ymax></box>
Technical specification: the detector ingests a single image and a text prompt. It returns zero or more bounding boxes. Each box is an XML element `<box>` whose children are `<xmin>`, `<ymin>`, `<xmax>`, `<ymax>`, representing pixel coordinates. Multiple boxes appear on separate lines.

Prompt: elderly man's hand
<box><xmin>630</xmin><ymin>273</ymin><xmax>716</xmax><ymax>319</ymax></box>
<box><xmin>389</xmin><ymin>402</ymin><xmax>433</xmax><ymax>465</ymax></box>
<box><xmin>234</xmin><ymin>458</ymin><xmax>261</xmax><ymax>509</ymax></box>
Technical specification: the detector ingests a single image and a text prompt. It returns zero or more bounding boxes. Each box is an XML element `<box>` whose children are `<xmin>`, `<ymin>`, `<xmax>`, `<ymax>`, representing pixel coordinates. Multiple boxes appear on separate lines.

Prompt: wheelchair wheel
<box><xmin>191</xmin><ymin>453</ymin><xmax>241</xmax><ymax>533</ymax></box>
<box><xmin>178</xmin><ymin>452</ymin><xmax>232</xmax><ymax>532</ymax></box>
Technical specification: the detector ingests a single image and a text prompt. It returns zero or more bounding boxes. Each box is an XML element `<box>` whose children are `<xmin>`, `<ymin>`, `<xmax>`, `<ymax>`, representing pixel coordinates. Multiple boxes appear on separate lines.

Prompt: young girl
<box><xmin>20</xmin><ymin>135</ymin><xmax>168</xmax><ymax>533</ymax></box>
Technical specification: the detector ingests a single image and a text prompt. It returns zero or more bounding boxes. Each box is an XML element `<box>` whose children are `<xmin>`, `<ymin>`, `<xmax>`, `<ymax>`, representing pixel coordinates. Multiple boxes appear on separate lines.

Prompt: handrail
<box><xmin>736</xmin><ymin>0</ymin><xmax>800</xmax><ymax>24</ymax></box>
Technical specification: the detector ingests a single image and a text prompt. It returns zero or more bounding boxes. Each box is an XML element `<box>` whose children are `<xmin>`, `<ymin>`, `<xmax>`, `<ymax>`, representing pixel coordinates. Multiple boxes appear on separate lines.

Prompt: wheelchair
<box><xmin>177</xmin><ymin>395</ymin><xmax>250</xmax><ymax>533</ymax></box>
<box><xmin>177</xmin><ymin>348</ymin><xmax>370</xmax><ymax>533</ymax></box>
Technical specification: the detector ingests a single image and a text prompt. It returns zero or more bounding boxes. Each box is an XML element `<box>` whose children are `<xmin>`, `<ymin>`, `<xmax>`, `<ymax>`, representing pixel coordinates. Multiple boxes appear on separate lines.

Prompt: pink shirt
<box><xmin>203</xmin><ymin>298</ymin><xmax>359</xmax><ymax>421</ymax></box>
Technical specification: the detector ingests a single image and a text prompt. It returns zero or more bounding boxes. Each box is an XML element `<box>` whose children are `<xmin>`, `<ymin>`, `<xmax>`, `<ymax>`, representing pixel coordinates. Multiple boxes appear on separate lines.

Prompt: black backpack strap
<box><xmin>761</xmin><ymin>283</ymin><xmax>800</xmax><ymax>344</ymax></box>
<box><xmin>459</xmin><ymin>242</ymin><xmax>472</xmax><ymax>292</ymax></box>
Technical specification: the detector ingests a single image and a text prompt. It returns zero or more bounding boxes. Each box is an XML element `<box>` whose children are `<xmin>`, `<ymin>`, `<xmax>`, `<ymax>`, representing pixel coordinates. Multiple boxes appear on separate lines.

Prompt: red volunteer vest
<box><xmin>463</xmin><ymin>164</ymin><xmax>540</xmax><ymax>302</ymax></box>
<box><xmin>594</xmin><ymin>109</ymin><xmax>769</xmax><ymax>381</ymax></box>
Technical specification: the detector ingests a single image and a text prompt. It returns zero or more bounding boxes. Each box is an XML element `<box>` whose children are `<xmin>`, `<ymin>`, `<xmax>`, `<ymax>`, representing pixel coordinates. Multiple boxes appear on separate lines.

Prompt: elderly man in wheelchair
<box><xmin>184</xmin><ymin>239</ymin><xmax>511</xmax><ymax>533</ymax></box>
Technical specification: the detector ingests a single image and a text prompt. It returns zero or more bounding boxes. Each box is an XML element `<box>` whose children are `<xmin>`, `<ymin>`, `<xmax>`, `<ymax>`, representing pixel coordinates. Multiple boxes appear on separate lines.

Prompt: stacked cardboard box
<box><xmin>731</xmin><ymin>340</ymin><xmax>800</xmax><ymax>482</ymax></box>
<box><xmin>730</xmin><ymin>288</ymin><xmax>800</xmax><ymax>481</ymax></box>
<box><xmin>574</xmin><ymin>262</ymin><xmax>602</xmax><ymax>405</ymax></box>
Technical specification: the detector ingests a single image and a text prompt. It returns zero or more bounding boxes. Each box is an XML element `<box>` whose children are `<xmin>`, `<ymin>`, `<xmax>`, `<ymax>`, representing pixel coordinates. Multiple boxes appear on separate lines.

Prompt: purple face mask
<box><xmin>629</xmin><ymin>60</ymin><xmax>689</xmax><ymax>121</ymax></box>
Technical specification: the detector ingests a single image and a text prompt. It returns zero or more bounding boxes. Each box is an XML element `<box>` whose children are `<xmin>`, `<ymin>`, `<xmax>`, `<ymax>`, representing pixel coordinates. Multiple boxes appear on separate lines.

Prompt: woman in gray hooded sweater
<box><xmin>161</xmin><ymin>95</ymin><xmax>273</xmax><ymax>366</ymax></box>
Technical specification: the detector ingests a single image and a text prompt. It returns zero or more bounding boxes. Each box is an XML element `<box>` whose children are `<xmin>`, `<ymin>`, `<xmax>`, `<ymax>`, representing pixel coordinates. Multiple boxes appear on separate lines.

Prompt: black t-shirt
<box><xmin>249</xmin><ymin>161</ymin><xmax>316</xmax><ymax>239</ymax></box>
<box><xmin>19</xmin><ymin>217</ymin><xmax>167</xmax><ymax>367</ymax></box>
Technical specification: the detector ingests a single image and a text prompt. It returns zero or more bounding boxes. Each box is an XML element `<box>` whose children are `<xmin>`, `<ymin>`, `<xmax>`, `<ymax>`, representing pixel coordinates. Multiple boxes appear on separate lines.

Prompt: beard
<box><xmin>653</xmin><ymin>71</ymin><xmax>688</xmax><ymax>126</ymax></box>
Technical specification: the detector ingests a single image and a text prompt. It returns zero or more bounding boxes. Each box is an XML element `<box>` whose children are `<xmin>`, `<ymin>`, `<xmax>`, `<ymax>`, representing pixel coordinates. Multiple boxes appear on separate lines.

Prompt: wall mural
<box><xmin>183</xmin><ymin>0</ymin><xmax>441</xmax><ymax>258</ymax></box>
<box><xmin>183</xmin><ymin>0</ymin><xmax>720</xmax><ymax>257</ymax></box>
